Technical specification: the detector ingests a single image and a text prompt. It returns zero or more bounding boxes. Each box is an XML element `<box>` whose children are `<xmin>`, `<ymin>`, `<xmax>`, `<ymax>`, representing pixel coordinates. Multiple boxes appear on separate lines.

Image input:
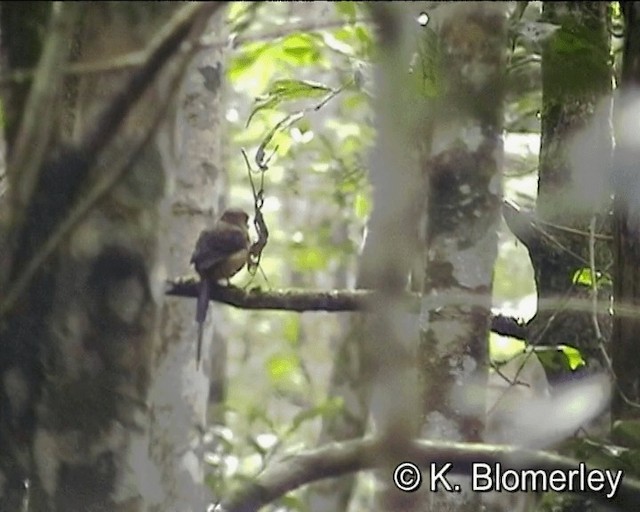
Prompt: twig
<box><xmin>589</xmin><ymin>215</ymin><xmax>603</xmax><ymax>341</ymax></box>
<box><xmin>537</xmin><ymin>217</ymin><xmax>612</xmax><ymax>241</ymax></box>
<box><xmin>589</xmin><ymin>216</ymin><xmax>640</xmax><ymax>410</ymax></box>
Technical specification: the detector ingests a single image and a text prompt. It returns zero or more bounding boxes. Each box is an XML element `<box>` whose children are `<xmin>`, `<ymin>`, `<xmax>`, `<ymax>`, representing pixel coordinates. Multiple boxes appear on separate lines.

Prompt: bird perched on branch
<box><xmin>191</xmin><ymin>208</ymin><xmax>250</xmax><ymax>367</ymax></box>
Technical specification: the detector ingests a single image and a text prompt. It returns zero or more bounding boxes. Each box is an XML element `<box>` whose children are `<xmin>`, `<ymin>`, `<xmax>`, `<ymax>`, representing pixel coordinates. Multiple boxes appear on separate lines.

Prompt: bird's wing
<box><xmin>190</xmin><ymin>223</ymin><xmax>248</xmax><ymax>272</ymax></box>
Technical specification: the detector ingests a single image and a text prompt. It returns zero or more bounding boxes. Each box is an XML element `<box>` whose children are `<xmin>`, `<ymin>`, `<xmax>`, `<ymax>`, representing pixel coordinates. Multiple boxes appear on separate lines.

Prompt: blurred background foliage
<box><xmin>210</xmin><ymin>2</ymin><xmax>548</xmax><ymax>507</ymax></box>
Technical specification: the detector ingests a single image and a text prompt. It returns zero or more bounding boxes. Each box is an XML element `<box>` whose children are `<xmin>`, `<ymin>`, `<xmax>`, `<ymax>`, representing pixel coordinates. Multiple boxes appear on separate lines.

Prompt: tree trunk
<box><xmin>613</xmin><ymin>2</ymin><xmax>640</xmax><ymax>427</ymax></box>
<box><xmin>0</xmin><ymin>4</ymin><xmax>219</xmax><ymax>510</ymax></box>
<box><xmin>418</xmin><ymin>3</ymin><xmax>507</xmax><ymax>511</ymax></box>
<box><xmin>147</xmin><ymin>10</ymin><xmax>229</xmax><ymax>511</ymax></box>
<box><xmin>525</xmin><ymin>2</ymin><xmax>612</xmax><ymax>375</ymax></box>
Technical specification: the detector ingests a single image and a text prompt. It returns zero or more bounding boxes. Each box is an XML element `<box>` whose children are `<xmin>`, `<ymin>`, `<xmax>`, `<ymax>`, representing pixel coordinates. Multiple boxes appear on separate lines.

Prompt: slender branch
<box><xmin>167</xmin><ymin>281</ymin><xmax>378</xmax><ymax>312</ymax></box>
<box><xmin>0</xmin><ymin>51</ymin><xmax>148</xmax><ymax>85</ymax></box>
<box><xmin>220</xmin><ymin>436</ymin><xmax>640</xmax><ymax>512</ymax></box>
<box><xmin>165</xmin><ymin>281</ymin><xmax>529</xmax><ymax>339</ymax></box>
<box><xmin>8</xmin><ymin>2</ymin><xmax>79</xmax><ymax>211</ymax></box>
<box><xmin>2</xmin><ymin>3</ymin><xmax>80</xmax><ymax>290</ymax></box>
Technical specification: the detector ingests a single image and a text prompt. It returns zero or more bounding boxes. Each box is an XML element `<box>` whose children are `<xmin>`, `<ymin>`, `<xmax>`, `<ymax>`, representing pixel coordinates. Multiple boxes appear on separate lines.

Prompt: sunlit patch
<box><xmin>225</xmin><ymin>108</ymin><xmax>240</xmax><ymax>123</ymax></box>
<box><xmin>417</xmin><ymin>12</ymin><xmax>429</xmax><ymax>26</ymax></box>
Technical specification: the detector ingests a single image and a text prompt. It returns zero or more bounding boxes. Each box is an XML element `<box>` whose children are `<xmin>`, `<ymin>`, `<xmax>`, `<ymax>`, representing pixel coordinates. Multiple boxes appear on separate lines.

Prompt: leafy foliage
<box><xmin>210</xmin><ymin>2</ymin><xmax>607</xmax><ymax>509</ymax></box>
<box><xmin>572</xmin><ymin>267</ymin><xmax>612</xmax><ymax>287</ymax></box>
<box><xmin>212</xmin><ymin>2</ymin><xmax>375</xmax><ymax>501</ymax></box>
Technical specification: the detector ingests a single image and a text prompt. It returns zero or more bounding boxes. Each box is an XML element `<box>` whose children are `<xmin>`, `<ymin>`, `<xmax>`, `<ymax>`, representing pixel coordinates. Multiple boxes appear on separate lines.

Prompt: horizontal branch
<box><xmin>220</xmin><ymin>436</ymin><xmax>640</xmax><ymax>512</ymax></box>
<box><xmin>165</xmin><ymin>279</ymin><xmax>528</xmax><ymax>339</ymax></box>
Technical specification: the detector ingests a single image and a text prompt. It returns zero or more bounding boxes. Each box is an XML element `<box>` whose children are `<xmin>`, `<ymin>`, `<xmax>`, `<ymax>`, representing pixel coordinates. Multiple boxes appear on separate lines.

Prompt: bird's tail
<box><xmin>196</xmin><ymin>279</ymin><xmax>210</xmax><ymax>368</ymax></box>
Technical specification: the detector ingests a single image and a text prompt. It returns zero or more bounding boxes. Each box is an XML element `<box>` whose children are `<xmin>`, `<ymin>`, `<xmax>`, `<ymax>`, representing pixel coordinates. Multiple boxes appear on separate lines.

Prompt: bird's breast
<box><xmin>207</xmin><ymin>248</ymin><xmax>249</xmax><ymax>281</ymax></box>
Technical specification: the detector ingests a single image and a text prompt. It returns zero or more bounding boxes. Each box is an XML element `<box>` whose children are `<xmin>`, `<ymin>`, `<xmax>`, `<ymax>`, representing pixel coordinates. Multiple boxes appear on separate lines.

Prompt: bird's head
<box><xmin>220</xmin><ymin>208</ymin><xmax>249</xmax><ymax>228</ymax></box>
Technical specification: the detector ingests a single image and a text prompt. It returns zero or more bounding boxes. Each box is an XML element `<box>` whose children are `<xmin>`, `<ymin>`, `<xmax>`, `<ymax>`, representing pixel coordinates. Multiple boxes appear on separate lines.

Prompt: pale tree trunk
<box><xmin>0</xmin><ymin>3</ymin><xmax>221</xmax><ymax>511</ymax></box>
<box><xmin>148</xmin><ymin>10</ymin><xmax>229</xmax><ymax>512</ymax></box>
<box><xmin>418</xmin><ymin>3</ymin><xmax>507</xmax><ymax>511</ymax></box>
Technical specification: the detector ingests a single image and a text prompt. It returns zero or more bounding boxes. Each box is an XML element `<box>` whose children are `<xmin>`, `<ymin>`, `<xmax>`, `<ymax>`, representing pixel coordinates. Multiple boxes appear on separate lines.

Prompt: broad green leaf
<box><xmin>279</xmin><ymin>33</ymin><xmax>323</xmax><ymax>65</ymax></box>
<box><xmin>556</xmin><ymin>344</ymin><xmax>585</xmax><ymax>370</ymax></box>
<box><xmin>572</xmin><ymin>267</ymin><xmax>594</xmax><ymax>286</ymax></box>
<box><xmin>571</xmin><ymin>268</ymin><xmax>612</xmax><ymax>287</ymax></box>
<box><xmin>534</xmin><ymin>344</ymin><xmax>585</xmax><ymax>372</ymax></box>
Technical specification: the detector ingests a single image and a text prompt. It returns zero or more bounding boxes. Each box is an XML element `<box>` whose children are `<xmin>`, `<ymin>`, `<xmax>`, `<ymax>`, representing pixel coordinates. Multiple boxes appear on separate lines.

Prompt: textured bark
<box><xmin>28</xmin><ymin>6</ymin><xmax>177</xmax><ymax>511</ymax></box>
<box><xmin>524</xmin><ymin>2</ymin><xmax>612</xmax><ymax>379</ymax></box>
<box><xmin>0</xmin><ymin>3</ymin><xmax>220</xmax><ymax>511</ymax></box>
<box><xmin>418</xmin><ymin>3</ymin><xmax>507</xmax><ymax>511</ymax></box>
<box><xmin>148</xmin><ymin>11</ymin><xmax>228</xmax><ymax>512</ymax></box>
<box><xmin>510</xmin><ymin>5</ymin><xmax>612</xmax><ymax>512</ymax></box>
<box><xmin>0</xmin><ymin>5</ymin><xmax>57</xmax><ymax>507</ymax></box>
<box><xmin>613</xmin><ymin>3</ymin><xmax>640</xmax><ymax>424</ymax></box>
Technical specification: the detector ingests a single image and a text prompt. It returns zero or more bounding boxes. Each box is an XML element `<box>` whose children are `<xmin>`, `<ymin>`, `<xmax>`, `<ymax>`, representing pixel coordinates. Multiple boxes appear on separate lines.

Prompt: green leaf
<box><xmin>534</xmin><ymin>344</ymin><xmax>585</xmax><ymax>372</ymax></box>
<box><xmin>293</xmin><ymin>246</ymin><xmax>329</xmax><ymax>271</ymax></box>
<box><xmin>227</xmin><ymin>41</ymin><xmax>271</xmax><ymax>82</ymax></box>
<box><xmin>247</xmin><ymin>79</ymin><xmax>331</xmax><ymax>125</ymax></box>
<box><xmin>572</xmin><ymin>267</ymin><xmax>594</xmax><ymax>286</ymax></box>
<box><xmin>355</xmin><ymin>26</ymin><xmax>372</xmax><ymax>46</ymax></box>
<box><xmin>283</xmin><ymin>316</ymin><xmax>301</xmax><ymax>346</ymax></box>
<box><xmin>268</xmin><ymin>78</ymin><xmax>331</xmax><ymax>100</ymax></box>
<box><xmin>354</xmin><ymin>192</ymin><xmax>370</xmax><ymax>219</ymax></box>
<box><xmin>571</xmin><ymin>268</ymin><xmax>612</xmax><ymax>287</ymax></box>
<box><xmin>279</xmin><ymin>33</ymin><xmax>323</xmax><ymax>65</ymax></box>
<box><xmin>266</xmin><ymin>353</ymin><xmax>304</xmax><ymax>388</ymax></box>
<box><xmin>557</xmin><ymin>344</ymin><xmax>585</xmax><ymax>370</ymax></box>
